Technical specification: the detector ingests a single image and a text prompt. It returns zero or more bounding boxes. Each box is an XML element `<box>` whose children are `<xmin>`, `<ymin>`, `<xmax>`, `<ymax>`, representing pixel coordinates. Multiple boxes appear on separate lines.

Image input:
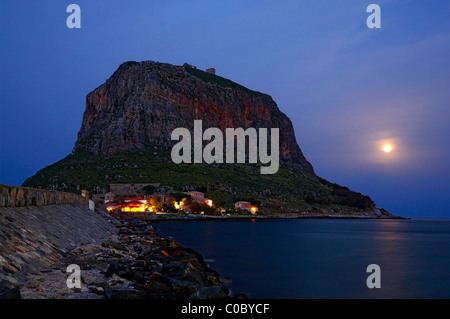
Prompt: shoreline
<box><xmin>153</xmin><ymin>214</ymin><xmax>410</xmax><ymax>222</ymax></box>
<box><xmin>14</xmin><ymin>214</ymin><xmax>243</xmax><ymax>299</ymax></box>
<box><xmin>3</xmin><ymin>209</ymin><xmax>407</xmax><ymax>299</ymax></box>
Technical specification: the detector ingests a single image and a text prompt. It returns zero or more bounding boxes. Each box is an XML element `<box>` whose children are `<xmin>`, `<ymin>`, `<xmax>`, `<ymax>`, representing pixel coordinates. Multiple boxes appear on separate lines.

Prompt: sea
<box><xmin>155</xmin><ymin>218</ymin><xmax>450</xmax><ymax>299</ymax></box>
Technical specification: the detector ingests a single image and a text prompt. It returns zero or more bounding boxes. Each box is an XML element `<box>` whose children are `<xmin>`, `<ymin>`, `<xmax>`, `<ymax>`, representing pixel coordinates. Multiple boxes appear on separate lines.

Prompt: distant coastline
<box><xmin>154</xmin><ymin>213</ymin><xmax>409</xmax><ymax>222</ymax></box>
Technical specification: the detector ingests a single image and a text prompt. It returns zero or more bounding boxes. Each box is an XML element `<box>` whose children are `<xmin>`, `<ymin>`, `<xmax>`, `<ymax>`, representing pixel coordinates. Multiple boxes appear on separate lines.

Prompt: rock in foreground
<box><xmin>19</xmin><ymin>217</ymin><xmax>236</xmax><ymax>299</ymax></box>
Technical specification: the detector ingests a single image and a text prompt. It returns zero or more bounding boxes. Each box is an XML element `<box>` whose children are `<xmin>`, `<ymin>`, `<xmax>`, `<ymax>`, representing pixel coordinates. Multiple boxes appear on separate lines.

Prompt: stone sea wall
<box><xmin>18</xmin><ymin>217</ymin><xmax>233</xmax><ymax>299</ymax></box>
<box><xmin>0</xmin><ymin>185</ymin><xmax>234</xmax><ymax>299</ymax></box>
<box><xmin>0</xmin><ymin>184</ymin><xmax>88</xmax><ymax>208</ymax></box>
<box><xmin>0</xmin><ymin>204</ymin><xmax>118</xmax><ymax>289</ymax></box>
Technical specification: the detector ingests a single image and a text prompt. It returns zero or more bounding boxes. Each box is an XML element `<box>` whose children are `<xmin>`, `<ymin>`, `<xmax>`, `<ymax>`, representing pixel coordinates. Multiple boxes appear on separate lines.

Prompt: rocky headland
<box><xmin>71</xmin><ymin>61</ymin><xmax>313</xmax><ymax>173</ymax></box>
<box><xmin>23</xmin><ymin>60</ymin><xmax>392</xmax><ymax>216</ymax></box>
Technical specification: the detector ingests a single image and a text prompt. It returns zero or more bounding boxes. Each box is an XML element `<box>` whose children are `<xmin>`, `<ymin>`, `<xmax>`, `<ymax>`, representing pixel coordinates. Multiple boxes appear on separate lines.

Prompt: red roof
<box><xmin>115</xmin><ymin>199</ymin><xmax>145</xmax><ymax>207</ymax></box>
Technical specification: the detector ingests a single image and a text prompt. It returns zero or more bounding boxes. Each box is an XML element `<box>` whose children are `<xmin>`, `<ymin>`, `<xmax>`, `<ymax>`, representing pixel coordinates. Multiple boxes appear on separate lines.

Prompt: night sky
<box><xmin>1</xmin><ymin>1</ymin><xmax>449</xmax><ymax>218</ymax></box>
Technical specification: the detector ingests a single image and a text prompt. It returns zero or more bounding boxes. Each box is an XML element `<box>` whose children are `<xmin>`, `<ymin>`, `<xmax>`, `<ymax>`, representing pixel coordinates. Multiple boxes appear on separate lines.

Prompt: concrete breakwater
<box><xmin>19</xmin><ymin>218</ymin><xmax>234</xmax><ymax>299</ymax></box>
<box><xmin>0</xmin><ymin>185</ymin><xmax>235</xmax><ymax>299</ymax></box>
<box><xmin>0</xmin><ymin>204</ymin><xmax>118</xmax><ymax>289</ymax></box>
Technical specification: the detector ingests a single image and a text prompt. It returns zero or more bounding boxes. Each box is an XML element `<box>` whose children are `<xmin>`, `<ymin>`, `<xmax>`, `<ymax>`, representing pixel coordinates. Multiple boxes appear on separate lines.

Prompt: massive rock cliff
<box><xmin>23</xmin><ymin>60</ymin><xmax>385</xmax><ymax>214</ymax></box>
<box><xmin>73</xmin><ymin>61</ymin><xmax>313</xmax><ymax>173</ymax></box>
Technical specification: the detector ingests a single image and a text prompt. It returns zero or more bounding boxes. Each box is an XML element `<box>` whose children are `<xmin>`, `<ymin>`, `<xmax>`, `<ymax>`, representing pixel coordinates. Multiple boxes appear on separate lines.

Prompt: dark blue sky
<box><xmin>1</xmin><ymin>1</ymin><xmax>449</xmax><ymax>218</ymax></box>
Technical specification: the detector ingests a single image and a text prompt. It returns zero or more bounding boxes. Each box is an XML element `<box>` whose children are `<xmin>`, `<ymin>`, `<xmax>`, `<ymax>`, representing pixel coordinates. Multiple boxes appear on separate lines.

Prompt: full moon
<box><xmin>383</xmin><ymin>145</ymin><xmax>392</xmax><ymax>153</ymax></box>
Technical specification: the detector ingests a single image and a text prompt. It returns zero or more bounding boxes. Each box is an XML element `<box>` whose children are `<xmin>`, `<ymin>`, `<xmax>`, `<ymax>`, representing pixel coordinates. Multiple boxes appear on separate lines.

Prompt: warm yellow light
<box><xmin>383</xmin><ymin>145</ymin><xmax>392</xmax><ymax>153</ymax></box>
<box><xmin>121</xmin><ymin>205</ymin><xmax>146</xmax><ymax>212</ymax></box>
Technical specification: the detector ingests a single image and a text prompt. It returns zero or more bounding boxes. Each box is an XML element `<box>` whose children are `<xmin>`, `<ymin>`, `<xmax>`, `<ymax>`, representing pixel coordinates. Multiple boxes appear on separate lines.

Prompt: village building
<box><xmin>235</xmin><ymin>201</ymin><xmax>258</xmax><ymax>214</ymax></box>
<box><xmin>145</xmin><ymin>193</ymin><xmax>167</xmax><ymax>202</ymax></box>
<box><xmin>118</xmin><ymin>198</ymin><xmax>149</xmax><ymax>212</ymax></box>
<box><xmin>102</xmin><ymin>186</ymin><xmax>223</xmax><ymax>215</ymax></box>
<box><xmin>186</xmin><ymin>191</ymin><xmax>213</xmax><ymax>207</ymax></box>
<box><xmin>179</xmin><ymin>191</ymin><xmax>214</xmax><ymax>214</ymax></box>
<box><xmin>106</xmin><ymin>197</ymin><xmax>150</xmax><ymax>213</ymax></box>
<box><xmin>104</xmin><ymin>192</ymin><xmax>115</xmax><ymax>203</ymax></box>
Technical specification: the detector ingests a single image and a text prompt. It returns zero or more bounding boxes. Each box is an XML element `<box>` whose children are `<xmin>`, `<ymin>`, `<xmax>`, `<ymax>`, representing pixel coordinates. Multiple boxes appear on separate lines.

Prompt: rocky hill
<box><xmin>23</xmin><ymin>61</ymin><xmax>389</xmax><ymax>215</ymax></box>
<box><xmin>73</xmin><ymin>61</ymin><xmax>313</xmax><ymax>173</ymax></box>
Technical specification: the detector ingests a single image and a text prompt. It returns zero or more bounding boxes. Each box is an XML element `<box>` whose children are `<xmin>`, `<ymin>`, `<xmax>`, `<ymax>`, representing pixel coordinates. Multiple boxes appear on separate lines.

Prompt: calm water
<box><xmin>156</xmin><ymin>219</ymin><xmax>450</xmax><ymax>298</ymax></box>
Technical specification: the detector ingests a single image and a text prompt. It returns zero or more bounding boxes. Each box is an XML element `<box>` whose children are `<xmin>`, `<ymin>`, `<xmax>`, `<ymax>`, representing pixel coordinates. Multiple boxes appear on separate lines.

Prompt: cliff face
<box><xmin>23</xmin><ymin>60</ymin><xmax>383</xmax><ymax>214</ymax></box>
<box><xmin>73</xmin><ymin>61</ymin><xmax>314</xmax><ymax>173</ymax></box>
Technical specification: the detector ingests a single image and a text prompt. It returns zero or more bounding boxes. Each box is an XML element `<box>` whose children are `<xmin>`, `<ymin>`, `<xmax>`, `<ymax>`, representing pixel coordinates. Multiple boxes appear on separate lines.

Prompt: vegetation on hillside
<box><xmin>184</xmin><ymin>66</ymin><xmax>271</xmax><ymax>99</ymax></box>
